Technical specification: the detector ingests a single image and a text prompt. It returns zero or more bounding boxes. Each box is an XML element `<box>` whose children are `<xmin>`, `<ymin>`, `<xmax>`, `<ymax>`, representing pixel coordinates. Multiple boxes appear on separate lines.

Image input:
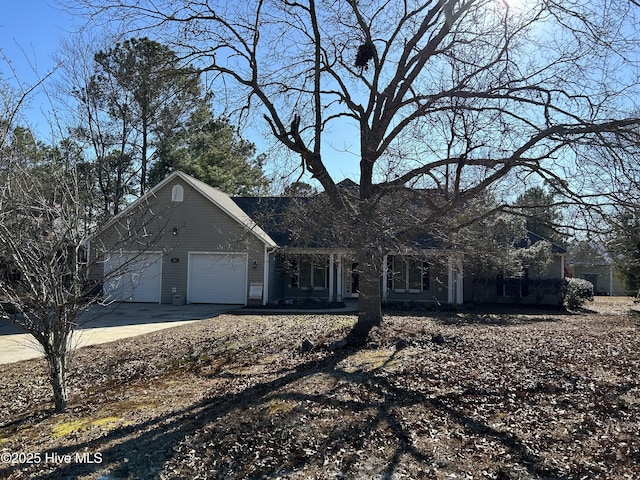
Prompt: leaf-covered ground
<box><xmin>1</xmin><ymin>297</ymin><xmax>639</xmax><ymax>479</ymax></box>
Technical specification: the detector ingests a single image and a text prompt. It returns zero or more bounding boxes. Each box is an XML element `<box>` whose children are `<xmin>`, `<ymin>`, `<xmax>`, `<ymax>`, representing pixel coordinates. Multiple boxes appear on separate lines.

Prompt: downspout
<box><xmin>329</xmin><ymin>254</ymin><xmax>335</xmax><ymax>302</ymax></box>
<box><xmin>263</xmin><ymin>246</ymin><xmax>272</xmax><ymax>306</ymax></box>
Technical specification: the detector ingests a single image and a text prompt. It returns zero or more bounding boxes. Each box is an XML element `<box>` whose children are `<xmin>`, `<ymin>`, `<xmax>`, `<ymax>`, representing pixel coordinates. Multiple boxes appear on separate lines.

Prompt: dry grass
<box><xmin>0</xmin><ymin>297</ymin><xmax>639</xmax><ymax>479</ymax></box>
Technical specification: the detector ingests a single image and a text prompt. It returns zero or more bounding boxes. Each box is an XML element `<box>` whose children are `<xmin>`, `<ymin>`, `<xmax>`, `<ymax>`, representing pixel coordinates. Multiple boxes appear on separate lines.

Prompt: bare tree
<box><xmin>0</xmin><ymin>158</ymin><xmax>179</xmax><ymax>411</ymax></box>
<box><xmin>0</xmin><ymin>159</ymin><xmax>93</xmax><ymax>411</ymax></box>
<box><xmin>69</xmin><ymin>0</ymin><xmax>640</xmax><ymax>341</ymax></box>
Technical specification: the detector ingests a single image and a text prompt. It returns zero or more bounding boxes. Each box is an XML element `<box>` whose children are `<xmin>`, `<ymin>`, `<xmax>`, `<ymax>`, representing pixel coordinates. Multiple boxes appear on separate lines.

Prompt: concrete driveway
<box><xmin>0</xmin><ymin>303</ymin><xmax>240</xmax><ymax>365</ymax></box>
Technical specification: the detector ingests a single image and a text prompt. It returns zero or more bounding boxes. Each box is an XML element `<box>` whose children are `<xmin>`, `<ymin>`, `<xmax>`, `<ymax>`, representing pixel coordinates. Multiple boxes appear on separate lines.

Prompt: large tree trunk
<box><xmin>47</xmin><ymin>350</ymin><xmax>68</xmax><ymax>412</ymax></box>
<box><xmin>346</xmin><ymin>250</ymin><xmax>383</xmax><ymax>345</ymax></box>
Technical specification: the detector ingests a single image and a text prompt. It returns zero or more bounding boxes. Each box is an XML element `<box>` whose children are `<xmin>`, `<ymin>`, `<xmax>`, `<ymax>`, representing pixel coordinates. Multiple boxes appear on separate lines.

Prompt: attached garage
<box><xmin>88</xmin><ymin>172</ymin><xmax>277</xmax><ymax>306</ymax></box>
<box><xmin>188</xmin><ymin>252</ymin><xmax>248</xmax><ymax>304</ymax></box>
<box><xmin>103</xmin><ymin>252</ymin><xmax>162</xmax><ymax>303</ymax></box>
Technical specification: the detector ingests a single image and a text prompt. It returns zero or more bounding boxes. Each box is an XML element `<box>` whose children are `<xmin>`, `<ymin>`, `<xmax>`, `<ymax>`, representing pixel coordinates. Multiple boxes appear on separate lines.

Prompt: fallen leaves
<box><xmin>0</xmin><ymin>299</ymin><xmax>639</xmax><ymax>479</ymax></box>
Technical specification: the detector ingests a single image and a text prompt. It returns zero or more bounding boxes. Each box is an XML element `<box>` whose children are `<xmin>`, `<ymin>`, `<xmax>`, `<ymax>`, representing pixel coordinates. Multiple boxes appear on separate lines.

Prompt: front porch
<box><xmin>266</xmin><ymin>250</ymin><xmax>463</xmax><ymax>306</ymax></box>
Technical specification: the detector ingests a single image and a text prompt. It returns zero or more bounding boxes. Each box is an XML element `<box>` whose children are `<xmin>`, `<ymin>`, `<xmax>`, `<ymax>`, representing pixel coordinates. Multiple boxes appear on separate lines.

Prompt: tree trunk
<box><xmin>47</xmin><ymin>351</ymin><xmax>68</xmax><ymax>412</ymax></box>
<box><xmin>346</xmin><ymin>250</ymin><xmax>383</xmax><ymax>345</ymax></box>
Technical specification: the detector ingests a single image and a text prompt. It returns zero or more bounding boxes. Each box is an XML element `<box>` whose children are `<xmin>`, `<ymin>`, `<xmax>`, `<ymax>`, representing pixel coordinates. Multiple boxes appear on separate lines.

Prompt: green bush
<box><xmin>563</xmin><ymin>278</ymin><xmax>594</xmax><ymax>309</ymax></box>
<box><xmin>528</xmin><ymin>279</ymin><xmax>564</xmax><ymax>305</ymax></box>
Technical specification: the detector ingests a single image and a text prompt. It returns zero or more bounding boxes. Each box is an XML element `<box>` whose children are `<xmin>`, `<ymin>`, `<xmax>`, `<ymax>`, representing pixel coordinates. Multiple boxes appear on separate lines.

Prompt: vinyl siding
<box><xmin>90</xmin><ymin>177</ymin><xmax>267</xmax><ymax>305</ymax></box>
<box><xmin>573</xmin><ymin>265</ymin><xmax>628</xmax><ymax>296</ymax></box>
<box><xmin>463</xmin><ymin>254</ymin><xmax>566</xmax><ymax>306</ymax></box>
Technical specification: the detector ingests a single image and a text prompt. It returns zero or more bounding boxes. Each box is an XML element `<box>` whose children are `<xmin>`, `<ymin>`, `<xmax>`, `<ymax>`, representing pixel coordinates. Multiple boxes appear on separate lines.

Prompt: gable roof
<box><xmin>231</xmin><ymin>196</ymin><xmax>294</xmax><ymax>246</ymax></box>
<box><xmin>519</xmin><ymin>231</ymin><xmax>567</xmax><ymax>255</ymax></box>
<box><xmin>86</xmin><ymin>171</ymin><xmax>277</xmax><ymax>248</ymax></box>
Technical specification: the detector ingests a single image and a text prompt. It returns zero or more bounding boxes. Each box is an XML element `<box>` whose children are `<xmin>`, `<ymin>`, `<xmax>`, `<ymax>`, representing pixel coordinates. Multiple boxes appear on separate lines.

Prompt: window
<box><xmin>313</xmin><ymin>260</ymin><xmax>327</xmax><ymax>289</ymax></box>
<box><xmin>408</xmin><ymin>260</ymin><xmax>423</xmax><ymax>292</ymax></box>
<box><xmin>289</xmin><ymin>256</ymin><xmax>327</xmax><ymax>290</ymax></box>
<box><xmin>422</xmin><ymin>261</ymin><xmax>430</xmax><ymax>290</ymax></box>
<box><xmin>389</xmin><ymin>256</ymin><xmax>429</xmax><ymax>293</ymax></box>
<box><xmin>299</xmin><ymin>258</ymin><xmax>312</xmax><ymax>289</ymax></box>
<box><xmin>171</xmin><ymin>184</ymin><xmax>184</xmax><ymax>202</ymax></box>
<box><xmin>497</xmin><ymin>269</ymin><xmax>529</xmax><ymax>297</ymax></box>
<box><xmin>392</xmin><ymin>256</ymin><xmax>407</xmax><ymax>292</ymax></box>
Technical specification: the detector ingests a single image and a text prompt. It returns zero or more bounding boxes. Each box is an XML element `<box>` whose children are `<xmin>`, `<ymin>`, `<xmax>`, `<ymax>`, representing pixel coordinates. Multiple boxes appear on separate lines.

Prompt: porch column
<box><xmin>609</xmin><ymin>265</ymin><xmax>614</xmax><ymax>296</ymax></box>
<box><xmin>263</xmin><ymin>247</ymin><xmax>270</xmax><ymax>306</ymax></box>
<box><xmin>382</xmin><ymin>254</ymin><xmax>389</xmax><ymax>302</ymax></box>
<box><xmin>336</xmin><ymin>254</ymin><xmax>343</xmax><ymax>301</ymax></box>
<box><xmin>448</xmin><ymin>256</ymin><xmax>454</xmax><ymax>304</ymax></box>
<box><xmin>329</xmin><ymin>254</ymin><xmax>335</xmax><ymax>302</ymax></box>
<box><xmin>456</xmin><ymin>258</ymin><xmax>464</xmax><ymax>305</ymax></box>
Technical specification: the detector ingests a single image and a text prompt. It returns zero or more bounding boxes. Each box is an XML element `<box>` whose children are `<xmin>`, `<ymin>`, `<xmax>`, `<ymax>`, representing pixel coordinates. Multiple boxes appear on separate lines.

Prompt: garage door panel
<box><xmin>189</xmin><ymin>253</ymin><xmax>247</xmax><ymax>304</ymax></box>
<box><xmin>103</xmin><ymin>252</ymin><xmax>162</xmax><ymax>303</ymax></box>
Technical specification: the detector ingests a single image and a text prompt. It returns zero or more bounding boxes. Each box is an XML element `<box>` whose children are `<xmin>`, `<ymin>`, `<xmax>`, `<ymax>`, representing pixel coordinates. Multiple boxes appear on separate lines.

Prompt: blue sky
<box><xmin>0</xmin><ymin>1</ymin><xmax>78</xmax><ymax>130</ymax></box>
<box><xmin>0</xmin><ymin>1</ymin><xmax>71</xmax><ymax>78</ymax></box>
<box><xmin>0</xmin><ymin>2</ymin><xmax>358</xmax><ymax>185</ymax></box>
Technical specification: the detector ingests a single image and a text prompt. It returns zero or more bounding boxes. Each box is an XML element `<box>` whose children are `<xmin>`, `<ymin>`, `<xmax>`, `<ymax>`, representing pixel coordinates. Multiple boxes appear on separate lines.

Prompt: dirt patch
<box><xmin>0</xmin><ymin>298</ymin><xmax>639</xmax><ymax>479</ymax></box>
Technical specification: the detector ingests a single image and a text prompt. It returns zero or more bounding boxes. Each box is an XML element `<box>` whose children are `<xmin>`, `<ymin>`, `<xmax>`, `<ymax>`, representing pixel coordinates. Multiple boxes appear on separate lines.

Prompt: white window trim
<box><xmin>291</xmin><ymin>256</ymin><xmax>328</xmax><ymax>290</ymax></box>
<box><xmin>171</xmin><ymin>184</ymin><xmax>184</xmax><ymax>202</ymax></box>
<box><xmin>390</xmin><ymin>256</ymin><xmax>428</xmax><ymax>294</ymax></box>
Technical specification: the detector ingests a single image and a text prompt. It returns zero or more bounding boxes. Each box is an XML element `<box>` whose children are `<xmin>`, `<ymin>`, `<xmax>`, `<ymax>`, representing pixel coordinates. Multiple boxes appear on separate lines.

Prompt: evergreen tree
<box><xmin>514</xmin><ymin>187</ymin><xmax>564</xmax><ymax>244</ymax></box>
<box><xmin>149</xmin><ymin>106</ymin><xmax>270</xmax><ymax>195</ymax></box>
<box><xmin>88</xmin><ymin>37</ymin><xmax>202</xmax><ymax>195</ymax></box>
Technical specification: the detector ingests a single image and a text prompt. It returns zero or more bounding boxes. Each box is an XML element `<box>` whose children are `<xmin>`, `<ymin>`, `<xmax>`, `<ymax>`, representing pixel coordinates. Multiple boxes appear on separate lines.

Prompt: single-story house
<box><xmin>567</xmin><ymin>243</ymin><xmax>627</xmax><ymax>296</ymax></box>
<box><xmin>87</xmin><ymin>171</ymin><xmax>563</xmax><ymax>306</ymax></box>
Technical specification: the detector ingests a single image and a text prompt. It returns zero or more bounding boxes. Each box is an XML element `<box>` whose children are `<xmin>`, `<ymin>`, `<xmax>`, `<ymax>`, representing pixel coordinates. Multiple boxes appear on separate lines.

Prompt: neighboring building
<box><xmin>87</xmin><ymin>171</ymin><xmax>562</xmax><ymax>306</ymax></box>
<box><xmin>567</xmin><ymin>242</ymin><xmax>627</xmax><ymax>296</ymax></box>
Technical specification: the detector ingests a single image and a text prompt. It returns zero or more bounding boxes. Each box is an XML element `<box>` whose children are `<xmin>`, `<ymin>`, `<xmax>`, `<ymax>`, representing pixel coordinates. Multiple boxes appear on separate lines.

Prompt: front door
<box><xmin>344</xmin><ymin>262</ymin><xmax>359</xmax><ymax>298</ymax></box>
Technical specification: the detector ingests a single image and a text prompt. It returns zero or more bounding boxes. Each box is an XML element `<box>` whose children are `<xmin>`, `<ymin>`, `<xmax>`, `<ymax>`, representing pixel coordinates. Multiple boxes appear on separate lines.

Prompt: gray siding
<box><xmin>90</xmin><ymin>177</ymin><xmax>267</xmax><ymax>305</ymax></box>
<box><xmin>463</xmin><ymin>255</ymin><xmax>566</xmax><ymax>306</ymax></box>
<box><xmin>573</xmin><ymin>265</ymin><xmax>628</xmax><ymax>296</ymax></box>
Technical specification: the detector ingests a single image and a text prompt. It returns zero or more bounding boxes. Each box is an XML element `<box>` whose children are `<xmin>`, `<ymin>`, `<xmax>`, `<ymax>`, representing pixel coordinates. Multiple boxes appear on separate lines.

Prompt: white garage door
<box><xmin>103</xmin><ymin>252</ymin><xmax>162</xmax><ymax>303</ymax></box>
<box><xmin>188</xmin><ymin>253</ymin><xmax>247</xmax><ymax>304</ymax></box>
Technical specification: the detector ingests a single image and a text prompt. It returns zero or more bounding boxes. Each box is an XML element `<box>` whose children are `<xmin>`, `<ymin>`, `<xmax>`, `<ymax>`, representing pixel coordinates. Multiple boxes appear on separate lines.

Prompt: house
<box><xmin>567</xmin><ymin>242</ymin><xmax>627</xmax><ymax>296</ymax></box>
<box><xmin>88</xmin><ymin>171</ymin><xmax>563</xmax><ymax>307</ymax></box>
<box><xmin>463</xmin><ymin>232</ymin><xmax>568</xmax><ymax>306</ymax></box>
<box><xmin>233</xmin><ymin>194</ymin><xmax>462</xmax><ymax>306</ymax></box>
<box><xmin>86</xmin><ymin>171</ymin><xmax>276</xmax><ymax>306</ymax></box>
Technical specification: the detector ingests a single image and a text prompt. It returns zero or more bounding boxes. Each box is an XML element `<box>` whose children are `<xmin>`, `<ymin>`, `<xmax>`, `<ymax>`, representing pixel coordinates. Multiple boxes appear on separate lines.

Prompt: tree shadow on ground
<box><xmin>1</xmin><ymin>338</ymin><xmax>573</xmax><ymax>480</ymax></box>
<box><xmin>432</xmin><ymin>312</ymin><xmax>564</xmax><ymax>327</ymax></box>
<box><xmin>382</xmin><ymin>305</ymin><xmax>566</xmax><ymax>327</ymax></box>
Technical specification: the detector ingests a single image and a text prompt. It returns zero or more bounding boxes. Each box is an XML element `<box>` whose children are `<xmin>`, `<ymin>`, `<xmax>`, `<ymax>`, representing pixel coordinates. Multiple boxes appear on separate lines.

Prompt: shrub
<box><xmin>564</xmin><ymin>278</ymin><xmax>594</xmax><ymax>309</ymax></box>
<box><xmin>528</xmin><ymin>279</ymin><xmax>565</xmax><ymax>305</ymax></box>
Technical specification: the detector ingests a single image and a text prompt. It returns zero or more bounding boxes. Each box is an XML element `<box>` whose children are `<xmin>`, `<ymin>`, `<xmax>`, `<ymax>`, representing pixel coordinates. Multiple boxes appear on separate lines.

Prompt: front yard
<box><xmin>0</xmin><ymin>298</ymin><xmax>639</xmax><ymax>479</ymax></box>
